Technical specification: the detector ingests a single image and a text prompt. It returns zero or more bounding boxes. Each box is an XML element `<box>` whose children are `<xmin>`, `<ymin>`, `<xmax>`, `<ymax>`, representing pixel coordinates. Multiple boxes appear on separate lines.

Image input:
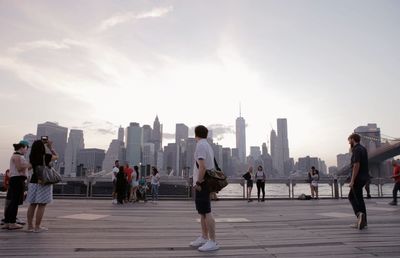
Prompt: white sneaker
<box><xmin>112</xmin><ymin>199</ymin><xmax>117</xmax><ymax>204</ymax></box>
<box><xmin>190</xmin><ymin>236</ymin><xmax>207</xmax><ymax>247</ymax></box>
<box><xmin>198</xmin><ymin>240</ymin><xmax>219</xmax><ymax>252</ymax></box>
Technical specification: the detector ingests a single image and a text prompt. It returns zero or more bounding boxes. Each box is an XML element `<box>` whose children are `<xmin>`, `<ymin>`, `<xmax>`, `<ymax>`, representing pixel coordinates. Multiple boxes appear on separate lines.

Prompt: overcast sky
<box><xmin>0</xmin><ymin>0</ymin><xmax>399</xmax><ymax>172</ymax></box>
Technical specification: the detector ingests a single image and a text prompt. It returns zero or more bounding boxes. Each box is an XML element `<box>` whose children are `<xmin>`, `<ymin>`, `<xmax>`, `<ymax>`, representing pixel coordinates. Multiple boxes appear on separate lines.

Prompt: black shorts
<box><xmin>247</xmin><ymin>180</ymin><xmax>253</xmax><ymax>188</ymax></box>
<box><xmin>195</xmin><ymin>185</ymin><xmax>211</xmax><ymax>215</ymax></box>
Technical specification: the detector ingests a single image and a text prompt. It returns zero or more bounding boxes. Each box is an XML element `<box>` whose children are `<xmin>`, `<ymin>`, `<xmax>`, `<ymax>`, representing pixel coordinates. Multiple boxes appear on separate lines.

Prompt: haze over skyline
<box><xmin>0</xmin><ymin>1</ymin><xmax>399</xmax><ymax>171</ymax></box>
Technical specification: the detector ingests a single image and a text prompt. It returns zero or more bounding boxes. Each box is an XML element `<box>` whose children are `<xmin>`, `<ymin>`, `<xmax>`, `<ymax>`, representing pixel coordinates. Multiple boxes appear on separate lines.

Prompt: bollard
<box><xmin>333</xmin><ymin>178</ymin><xmax>339</xmax><ymax>199</ymax></box>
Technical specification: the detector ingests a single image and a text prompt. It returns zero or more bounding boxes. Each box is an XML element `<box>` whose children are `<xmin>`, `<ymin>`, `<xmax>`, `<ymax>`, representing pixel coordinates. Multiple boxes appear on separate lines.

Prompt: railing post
<box><xmin>243</xmin><ymin>180</ymin><xmax>246</xmax><ymax>199</ymax></box>
<box><xmin>333</xmin><ymin>177</ymin><xmax>339</xmax><ymax>199</ymax></box>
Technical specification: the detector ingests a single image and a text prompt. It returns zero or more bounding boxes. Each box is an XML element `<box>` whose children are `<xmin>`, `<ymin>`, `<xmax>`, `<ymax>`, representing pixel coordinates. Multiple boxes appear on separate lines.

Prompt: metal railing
<box><xmin>43</xmin><ymin>177</ymin><xmax>397</xmax><ymax>199</ymax></box>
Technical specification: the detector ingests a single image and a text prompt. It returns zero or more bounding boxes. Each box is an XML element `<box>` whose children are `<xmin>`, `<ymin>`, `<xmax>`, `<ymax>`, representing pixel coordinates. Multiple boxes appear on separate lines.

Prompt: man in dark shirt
<box><xmin>348</xmin><ymin>133</ymin><xmax>369</xmax><ymax>230</ymax></box>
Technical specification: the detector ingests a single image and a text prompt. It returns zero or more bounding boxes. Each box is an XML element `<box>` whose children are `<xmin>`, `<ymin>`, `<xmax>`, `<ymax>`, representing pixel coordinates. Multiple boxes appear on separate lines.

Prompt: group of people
<box><xmin>243</xmin><ymin>165</ymin><xmax>267</xmax><ymax>202</ymax></box>
<box><xmin>111</xmin><ymin>160</ymin><xmax>161</xmax><ymax>204</ymax></box>
<box><xmin>2</xmin><ymin>136</ymin><xmax>57</xmax><ymax>232</ymax></box>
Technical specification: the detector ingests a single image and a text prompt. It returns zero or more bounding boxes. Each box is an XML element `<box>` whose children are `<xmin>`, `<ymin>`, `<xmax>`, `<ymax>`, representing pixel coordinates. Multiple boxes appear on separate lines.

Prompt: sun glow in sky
<box><xmin>0</xmin><ymin>0</ymin><xmax>399</xmax><ymax>171</ymax></box>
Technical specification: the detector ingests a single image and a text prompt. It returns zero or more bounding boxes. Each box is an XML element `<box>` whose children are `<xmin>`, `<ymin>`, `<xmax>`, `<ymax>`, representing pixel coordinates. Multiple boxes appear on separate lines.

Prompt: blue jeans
<box><xmin>151</xmin><ymin>184</ymin><xmax>159</xmax><ymax>201</ymax></box>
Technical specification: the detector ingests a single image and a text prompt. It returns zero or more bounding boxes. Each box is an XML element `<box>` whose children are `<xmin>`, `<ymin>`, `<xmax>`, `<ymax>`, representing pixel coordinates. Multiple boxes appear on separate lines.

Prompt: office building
<box><xmin>76</xmin><ymin>148</ymin><xmax>105</xmax><ymax>177</ymax></box>
<box><xmin>126</xmin><ymin>122</ymin><xmax>142</xmax><ymax>166</ymax></box>
<box><xmin>64</xmin><ymin>129</ymin><xmax>85</xmax><ymax>177</ymax></box>
<box><xmin>37</xmin><ymin>122</ymin><xmax>68</xmax><ymax>172</ymax></box>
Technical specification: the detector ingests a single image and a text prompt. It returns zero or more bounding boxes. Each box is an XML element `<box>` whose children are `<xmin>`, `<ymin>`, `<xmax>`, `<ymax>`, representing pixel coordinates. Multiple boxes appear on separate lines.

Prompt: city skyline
<box><xmin>0</xmin><ymin>1</ymin><xmax>399</xmax><ymax>171</ymax></box>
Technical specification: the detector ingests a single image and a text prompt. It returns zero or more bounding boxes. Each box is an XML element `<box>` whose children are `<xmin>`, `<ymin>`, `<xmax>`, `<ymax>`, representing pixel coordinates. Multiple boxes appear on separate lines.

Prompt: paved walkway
<box><xmin>0</xmin><ymin>198</ymin><xmax>399</xmax><ymax>257</ymax></box>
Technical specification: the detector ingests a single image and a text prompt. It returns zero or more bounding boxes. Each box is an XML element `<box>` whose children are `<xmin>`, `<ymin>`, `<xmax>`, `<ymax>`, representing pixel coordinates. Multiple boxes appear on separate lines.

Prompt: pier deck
<box><xmin>1</xmin><ymin>198</ymin><xmax>399</xmax><ymax>257</ymax></box>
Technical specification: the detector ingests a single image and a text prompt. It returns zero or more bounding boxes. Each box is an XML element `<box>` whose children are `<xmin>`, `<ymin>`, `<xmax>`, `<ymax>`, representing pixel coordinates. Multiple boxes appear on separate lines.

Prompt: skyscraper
<box><xmin>37</xmin><ymin>122</ymin><xmax>68</xmax><ymax>171</ymax></box>
<box><xmin>354</xmin><ymin>123</ymin><xmax>381</xmax><ymax>152</ymax></box>
<box><xmin>277</xmin><ymin>118</ymin><xmax>290</xmax><ymax>163</ymax></box>
<box><xmin>142</xmin><ymin>124</ymin><xmax>153</xmax><ymax>144</ymax></box>
<box><xmin>64</xmin><ymin>129</ymin><xmax>85</xmax><ymax>177</ymax></box>
<box><xmin>175</xmin><ymin>123</ymin><xmax>189</xmax><ymax>176</ymax></box>
<box><xmin>152</xmin><ymin>116</ymin><xmax>162</xmax><ymax>152</ymax></box>
<box><xmin>270</xmin><ymin>129</ymin><xmax>281</xmax><ymax>174</ymax></box>
<box><xmin>235</xmin><ymin>108</ymin><xmax>246</xmax><ymax>163</ymax></box>
<box><xmin>126</xmin><ymin>122</ymin><xmax>142</xmax><ymax>166</ymax></box>
<box><xmin>102</xmin><ymin>139</ymin><xmax>125</xmax><ymax>172</ymax></box>
<box><xmin>23</xmin><ymin>134</ymin><xmax>36</xmax><ymax>161</ymax></box>
<box><xmin>76</xmin><ymin>148</ymin><xmax>105</xmax><ymax>176</ymax></box>
<box><xmin>175</xmin><ymin>123</ymin><xmax>189</xmax><ymax>144</ymax></box>
<box><xmin>118</xmin><ymin>126</ymin><xmax>124</xmax><ymax>143</ymax></box>
<box><xmin>142</xmin><ymin>142</ymin><xmax>155</xmax><ymax>166</ymax></box>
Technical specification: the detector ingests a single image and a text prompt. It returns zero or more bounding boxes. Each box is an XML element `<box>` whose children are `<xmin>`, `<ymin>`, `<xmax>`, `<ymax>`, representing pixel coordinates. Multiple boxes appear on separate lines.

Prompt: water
<box><xmin>218</xmin><ymin>182</ymin><xmax>396</xmax><ymax>199</ymax></box>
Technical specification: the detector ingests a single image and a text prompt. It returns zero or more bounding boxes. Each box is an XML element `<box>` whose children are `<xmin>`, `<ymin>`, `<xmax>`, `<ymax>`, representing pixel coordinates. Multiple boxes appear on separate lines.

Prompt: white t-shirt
<box><xmin>112</xmin><ymin>166</ymin><xmax>119</xmax><ymax>181</ymax></box>
<box><xmin>151</xmin><ymin>173</ymin><xmax>161</xmax><ymax>186</ymax></box>
<box><xmin>192</xmin><ymin>139</ymin><xmax>214</xmax><ymax>186</ymax></box>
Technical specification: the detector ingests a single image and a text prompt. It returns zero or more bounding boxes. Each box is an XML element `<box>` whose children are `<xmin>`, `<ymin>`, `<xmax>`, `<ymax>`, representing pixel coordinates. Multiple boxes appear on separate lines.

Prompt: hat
<box><xmin>19</xmin><ymin>140</ymin><xmax>30</xmax><ymax>147</ymax></box>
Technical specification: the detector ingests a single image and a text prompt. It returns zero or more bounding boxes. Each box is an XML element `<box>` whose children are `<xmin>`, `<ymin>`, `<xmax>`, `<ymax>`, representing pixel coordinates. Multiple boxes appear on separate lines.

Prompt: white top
<box><xmin>9</xmin><ymin>153</ymin><xmax>29</xmax><ymax>177</ymax></box>
<box><xmin>255</xmin><ymin>171</ymin><xmax>265</xmax><ymax>181</ymax></box>
<box><xmin>151</xmin><ymin>173</ymin><xmax>161</xmax><ymax>186</ymax></box>
<box><xmin>112</xmin><ymin>166</ymin><xmax>119</xmax><ymax>181</ymax></box>
<box><xmin>192</xmin><ymin>139</ymin><xmax>214</xmax><ymax>186</ymax></box>
<box><xmin>132</xmin><ymin>171</ymin><xmax>138</xmax><ymax>182</ymax></box>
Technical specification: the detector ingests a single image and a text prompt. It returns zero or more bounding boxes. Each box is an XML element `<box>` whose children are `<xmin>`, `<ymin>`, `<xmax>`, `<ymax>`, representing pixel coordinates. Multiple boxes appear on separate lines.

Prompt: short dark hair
<box><xmin>195</xmin><ymin>125</ymin><xmax>208</xmax><ymax>139</ymax></box>
<box><xmin>348</xmin><ymin>133</ymin><xmax>361</xmax><ymax>143</ymax></box>
<box><xmin>115</xmin><ymin>160</ymin><xmax>119</xmax><ymax>164</ymax></box>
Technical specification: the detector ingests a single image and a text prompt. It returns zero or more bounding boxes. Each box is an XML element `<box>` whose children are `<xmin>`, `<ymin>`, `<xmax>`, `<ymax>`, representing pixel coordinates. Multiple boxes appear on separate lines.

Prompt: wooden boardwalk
<box><xmin>1</xmin><ymin>198</ymin><xmax>399</xmax><ymax>257</ymax></box>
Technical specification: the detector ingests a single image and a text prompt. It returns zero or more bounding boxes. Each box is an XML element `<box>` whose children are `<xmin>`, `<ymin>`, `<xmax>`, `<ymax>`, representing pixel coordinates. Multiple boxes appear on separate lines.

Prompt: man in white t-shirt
<box><xmin>112</xmin><ymin>160</ymin><xmax>119</xmax><ymax>204</ymax></box>
<box><xmin>189</xmin><ymin>125</ymin><xmax>219</xmax><ymax>252</ymax></box>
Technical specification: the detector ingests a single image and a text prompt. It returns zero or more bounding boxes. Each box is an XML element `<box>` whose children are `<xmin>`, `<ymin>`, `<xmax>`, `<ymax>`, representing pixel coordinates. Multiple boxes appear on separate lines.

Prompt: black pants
<box><xmin>4</xmin><ymin>176</ymin><xmax>26</xmax><ymax>224</ymax></box>
<box><xmin>348</xmin><ymin>180</ymin><xmax>367</xmax><ymax>223</ymax></box>
<box><xmin>256</xmin><ymin>180</ymin><xmax>265</xmax><ymax>201</ymax></box>
<box><xmin>393</xmin><ymin>182</ymin><xmax>400</xmax><ymax>203</ymax></box>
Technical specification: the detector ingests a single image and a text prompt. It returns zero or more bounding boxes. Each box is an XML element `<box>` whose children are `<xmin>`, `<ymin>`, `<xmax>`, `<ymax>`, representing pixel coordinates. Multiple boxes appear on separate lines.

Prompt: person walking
<box><xmin>189</xmin><ymin>125</ymin><xmax>219</xmax><ymax>252</ymax></box>
<box><xmin>255</xmin><ymin>166</ymin><xmax>266</xmax><ymax>202</ymax></box>
<box><xmin>309</xmin><ymin>167</ymin><xmax>320</xmax><ymax>199</ymax></box>
<box><xmin>27</xmin><ymin>137</ymin><xmax>58</xmax><ymax>233</ymax></box>
<box><xmin>348</xmin><ymin>133</ymin><xmax>369</xmax><ymax>230</ymax></box>
<box><xmin>389</xmin><ymin>160</ymin><xmax>400</xmax><ymax>206</ymax></box>
<box><xmin>243</xmin><ymin>166</ymin><xmax>254</xmax><ymax>202</ymax></box>
<box><xmin>115</xmin><ymin>166</ymin><xmax>127</xmax><ymax>205</ymax></box>
<box><xmin>150</xmin><ymin>167</ymin><xmax>161</xmax><ymax>203</ymax></box>
<box><xmin>3</xmin><ymin>141</ymin><xmax>31</xmax><ymax>230</ymax></box>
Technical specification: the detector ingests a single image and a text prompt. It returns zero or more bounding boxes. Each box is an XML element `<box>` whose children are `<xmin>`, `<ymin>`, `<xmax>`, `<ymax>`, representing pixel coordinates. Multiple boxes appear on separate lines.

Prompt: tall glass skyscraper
<box><xmin>235</xmin><ymin>110</ymin><xmax>246</xmax><ymax>163</ymax></box>
<box><xmin>126</xmin><ymin>122</ymin><xmax>142</xmax><ymax>166</ymax></box>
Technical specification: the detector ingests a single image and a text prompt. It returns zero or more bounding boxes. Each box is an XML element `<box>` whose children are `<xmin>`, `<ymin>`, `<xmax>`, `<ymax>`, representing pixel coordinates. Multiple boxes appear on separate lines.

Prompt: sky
<box><xmin>0</xmin><ymin>0</ymin><xmax>399</xmax><ymax>172</ymax></box>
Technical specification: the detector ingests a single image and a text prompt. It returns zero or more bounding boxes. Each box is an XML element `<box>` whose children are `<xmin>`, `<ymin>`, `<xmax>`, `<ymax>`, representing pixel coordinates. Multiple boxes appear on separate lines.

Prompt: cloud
<box><xmin>163</xmin><ymin>132</ymin><xmax>175</xmax><ymax>140</ymax></box>
<box><xmin>9</xmin><ymin>40</ymin><xmax>71</xmax><ymax>54</ymax></box>
<box><xmin>73</xmin><ymin>121</ymin><xmax>117</xmax><ymax>136</ymax></box>
<box><xmin>97</xmin><ymin>128</ymin><xmax>116</xmax><ymax>135</ymax></box>
<box><xmin>208</xmin><ymin>124</ymin><xmax>235</xmax><ymax>141</ymax></box>
<box><xmin>98</xmin><ymin>6</ymin><xmax>173</xmax><ymax>32</ymax></box>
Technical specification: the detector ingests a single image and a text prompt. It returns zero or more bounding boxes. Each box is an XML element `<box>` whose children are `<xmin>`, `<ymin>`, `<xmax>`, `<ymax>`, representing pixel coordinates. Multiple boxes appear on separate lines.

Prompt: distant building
<box><xmin>64</xmin><ymin>129</ymin><xmax>84</xmax><ymax>177</ymax></box>
<box><xmin>175</xmin><ymin>123</ymin><xmax>189</xmax><ymax>144</ymax></box>
<box><xmin>77</xmin><ymin>148</ymin><xmax>105</xmax><ymax>177</ymax></box>
<box><xmin>142</xmin><ymin>142</ymin><xmax>155</xmax><ymax>166</ymax></box>
<box><xmin>249</xmin><ymin>146</ymin><xmax>261</xmax><ymax>160</ymax></box>
<box><xmin>118</xmin><ymin>126</ymin><xmax>124</xmax><ymax>143</ymax></box>
<box><xmin>354</xmin><ymin>123</ymin><xmax>381</xmax><ymax>152</ymax></box>
<box><xmin>235</xmin><ymin>113</ymin><xmax>246</xmax><ymax>163</ymax></box>
<box><xmin>142</xmin><ymin>124</ymin><xmax>152</xmax><ymax>144</ymax></box>
<box><xmin>152</xmin><ymin>116</ymin><xmax>162</xmax><ymax>152</ymax></box>
<box><xmin>337</xmin><ymin>153</ymin><xmax>351</xmax><ymax>169</ymax></box>
<box><xmin>329</xmin><ymin>166</ymin><xmax>338</xmax><ymax>175</ymax></box>
<box><xmin>222</xmin><ymin>148</ymin><xmax>232</xmax><ymax>177</ymax></box>
<box><xmin>102</xmin><ymin>139</ymin><xmax>125</xmax><ymax>172</ymax></box>
<box><xmin>126</xmin><ymin>122</ymin><xmax>142</xmax><ymax>166</ymax></box>
<box><xmin>37</xmin><ymin>122</ymin><xmax>68</xmax><ymax>172</ymax></box>
<box><xmin>296</xmin><ymin>156</ymin><xmax>320</xmax><ymax>174</ymax></box>
<box><xmin>164</xmin><ymin>143</ymin><xmax>177</xmax><ymax>175</ymax></box>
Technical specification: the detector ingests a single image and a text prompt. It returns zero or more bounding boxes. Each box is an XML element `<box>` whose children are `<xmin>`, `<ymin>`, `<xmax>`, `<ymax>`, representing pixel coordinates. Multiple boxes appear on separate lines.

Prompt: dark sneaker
<box><xmin>357</xmin><ymin>213</ymin><xmax>366</xmax><ymax>230</ymax></box>
<box><xmin>366</xmin><ymin>195</ymin><xmax>372</xmax><ymax>199</ymax></box>
<box><xmin>389</xmin><ymin>201</ymin><xmax>397</xmax><ymax>206</ymax></box>
<box><xmin>0</xmin><ymin>218</ymin><xmax>5</xmax><ymax>226</ymax></box>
